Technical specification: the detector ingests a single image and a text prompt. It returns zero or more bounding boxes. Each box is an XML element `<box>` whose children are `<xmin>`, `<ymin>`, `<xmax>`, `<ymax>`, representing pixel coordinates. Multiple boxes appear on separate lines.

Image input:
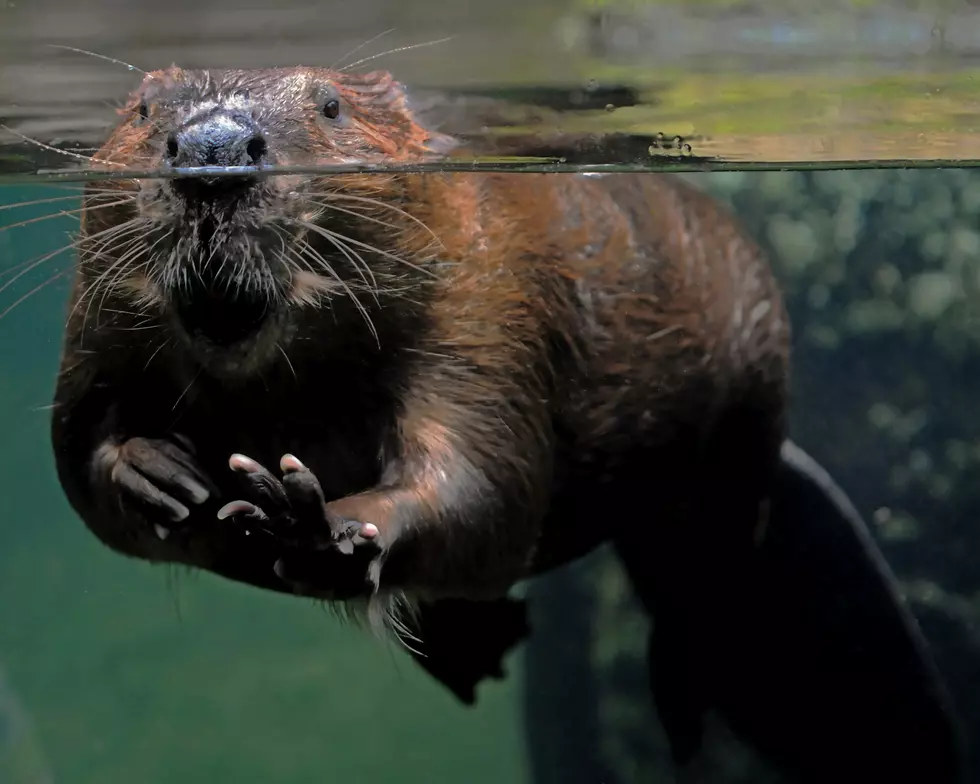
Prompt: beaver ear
<box><xmin>355</xmin><ymin>70</ymin><xmax>409</xmax><ymax>104</ymax></box>
<box><xmin>120</xmin><ymin>72</ymin><xmax>155</xmax><ymax>117</ymax></box>
<box><xmin>358</xmin><ymin>71</ymin><xmax>460</xmax><ymax>156</ymax></box>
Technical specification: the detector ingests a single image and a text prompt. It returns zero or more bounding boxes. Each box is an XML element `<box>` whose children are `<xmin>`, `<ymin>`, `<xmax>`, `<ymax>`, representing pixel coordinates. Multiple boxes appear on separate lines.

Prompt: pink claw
<box><xmin>280</xmin><ymin>453</ymin><xmax>307</xmax><ymax>473</ymax></box>
<box><xmin>360</xmin><ymin>523</ymin><xmax>379</xmax><ymax>539</ymax></box>
<box><xmin>217</xmin><ymin>500</ymin><xmax>258</xmax><ymax>520</ymax></box>
<box><xmin>229</xmin><ymin>453</ymin><xmax>261</xmax><ymax>473</ymax></box>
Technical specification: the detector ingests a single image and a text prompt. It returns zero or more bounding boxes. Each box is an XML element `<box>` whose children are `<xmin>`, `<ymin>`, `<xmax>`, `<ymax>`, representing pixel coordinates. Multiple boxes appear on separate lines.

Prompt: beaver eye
<box><xmin>137</xmin><ymin>100</ymin><xmax>149</xmax><ymax>122</ymax></box>
<box><xmin>322</xmin><ymin>99</ymin><xmax>340</xmax><ymax>120</ymax></box>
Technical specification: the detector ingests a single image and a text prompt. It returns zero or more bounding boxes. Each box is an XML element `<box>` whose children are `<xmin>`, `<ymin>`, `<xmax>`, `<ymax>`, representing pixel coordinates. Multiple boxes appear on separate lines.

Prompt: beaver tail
<box><xmin>620</xmin><ymin>439</ymin><xmax>962</xmax><ymax>784</ymax></box>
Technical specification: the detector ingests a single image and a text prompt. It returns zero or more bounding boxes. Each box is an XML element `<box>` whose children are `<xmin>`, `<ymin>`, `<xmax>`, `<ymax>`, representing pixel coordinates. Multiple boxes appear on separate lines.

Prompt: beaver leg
<box><xmin>402</xmin><ymin>597</ymin><xmax>530</xmax><ymax>704</ymax></box>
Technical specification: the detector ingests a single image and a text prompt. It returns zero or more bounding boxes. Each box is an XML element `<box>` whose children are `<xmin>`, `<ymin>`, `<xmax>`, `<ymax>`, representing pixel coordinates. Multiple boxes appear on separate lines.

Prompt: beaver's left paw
<box><xmin>216</xmin><ymin>452</ymin><xmax>381</xmax><ymax>596</ymax></box>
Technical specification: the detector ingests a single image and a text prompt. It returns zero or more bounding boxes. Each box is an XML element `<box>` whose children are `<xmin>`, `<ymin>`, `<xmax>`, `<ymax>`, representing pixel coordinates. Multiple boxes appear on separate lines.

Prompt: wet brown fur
<box><xmin>51</xmin><ymin>64</ymin><xmax>788</xmax><ymax>624</ymax></box>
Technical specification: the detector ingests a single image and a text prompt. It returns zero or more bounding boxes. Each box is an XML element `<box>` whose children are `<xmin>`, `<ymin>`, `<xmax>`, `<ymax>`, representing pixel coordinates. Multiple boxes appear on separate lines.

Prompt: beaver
<box><xmin>49</xmin><ymin>65</ymin><xmax>961</xmax><ymax>783</ymax></box>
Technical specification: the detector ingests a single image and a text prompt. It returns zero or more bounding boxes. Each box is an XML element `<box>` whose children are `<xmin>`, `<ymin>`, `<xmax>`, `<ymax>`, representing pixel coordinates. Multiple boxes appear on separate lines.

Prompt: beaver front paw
<box><xmin>217</xmin><ymin>452</ymin><xmax>382</xmax><ymax>596</ymax></box>
<box><xmin>95</xmin><ymin>435</ymin><xmax>215</xmax><ymax>539</ymax></box>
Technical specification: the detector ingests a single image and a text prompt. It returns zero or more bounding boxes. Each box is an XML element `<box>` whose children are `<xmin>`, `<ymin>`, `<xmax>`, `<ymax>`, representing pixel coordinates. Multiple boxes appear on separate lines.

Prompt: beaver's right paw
<box><xmin>93</xmin><ymin>435</ymin><xmax>215</xmax><ymax>538</ymax></box>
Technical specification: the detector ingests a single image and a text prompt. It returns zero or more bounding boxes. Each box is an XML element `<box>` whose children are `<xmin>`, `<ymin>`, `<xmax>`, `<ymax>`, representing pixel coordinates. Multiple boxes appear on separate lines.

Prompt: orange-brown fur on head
<box><xmin>99</xmin><ymin>65</ymin><xmax>456</xmax><ymax>168</ymax></box>
<box><xmin>72</xmin><ymin>66</ymin><xmax>459</xmax><ymax>379</ymax></box>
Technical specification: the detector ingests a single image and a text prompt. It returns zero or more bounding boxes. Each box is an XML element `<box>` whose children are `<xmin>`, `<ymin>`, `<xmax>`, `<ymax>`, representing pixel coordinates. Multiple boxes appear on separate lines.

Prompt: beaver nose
<box><xmin>166</xmin><ymin>112</ymin><xmax>267</xmax><ymax>167</ymax></box>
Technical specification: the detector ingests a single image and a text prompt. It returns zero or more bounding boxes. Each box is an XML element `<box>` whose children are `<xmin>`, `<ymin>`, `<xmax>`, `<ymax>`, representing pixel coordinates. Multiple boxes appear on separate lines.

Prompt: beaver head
<box><xmin>77</xmin><ymin>66</ymin><xmax>456</xmax><ymax>375</ymax></box>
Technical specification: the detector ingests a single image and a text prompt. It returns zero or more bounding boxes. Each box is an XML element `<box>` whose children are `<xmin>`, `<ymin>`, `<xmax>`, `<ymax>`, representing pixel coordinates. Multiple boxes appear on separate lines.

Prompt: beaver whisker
<box><xmin>329</xmin><ymin>28</ymin><xmax>397</xmax><ymax>70</ymax></box>
<box><xmin>70</xmin><ymin>223</ymin><xmax>150</xmax><ymax>307</ymax></box>
<box><xmin>47</xmin><ymin>44</ymin><xmax>147</xmax><ymax>75</ymax></box>
<box><xmin>43</xmin><ymin>183</ymin><xmax>87</xmax><ymax>193</ymax></box>
<box><xmin>72</xmin><ymin>221</ymin><xmax>153</xmax><ymax>328</ymax></box>
<box><xmin>294</xmin><ymin>212</ymin><xmax>380</xmax><ymax>296</ymax></box>
<box><xmin>0</xmin><ymin>268</ymin><xmax>73</xmax><ymax>322</ymax></box>
<box><xmin>270</xmin><ymin>225</ymin><xmax>353</xmax><ymax>309</ymax></box>
<box><xmin>80</xmin><ymin>190</ymin><xmax>138</xmax><ymax>211</ymax></box>
<box><xmin>103</xmin><ymin>239</ymin><xmax>154</xmax><ymax>301</ymax></box>
<box><xmin>56</xmin><ymin>184</ymin><xmax>121</xmax><ymax>192</ymax></box>
<box><xmin>111</xmin><ymin>320</ymin><xmax>163</xmax><ymax>332</ymax></box>
<box><xmin>78</xmin><ymin>215</ymin><xmax>155</xmax><ymax>260</ymax></box>
<box><xmin>65</xmin><ymin>145</ymin><xmax>110</xmax><ymax>155</ymax></box>
<box><xmin>306</xmin><ymin>199</ymin><xmax>407</xmax><ymax>235</ymax></box>
<box><xmin>0</xmin><ymin>202</ymin><xmax>95</xmax><ymax>235</ymax></box>
<box><xmin>275</xmin><ymin>342</ymin><xmax>298</xmax><ymax>381</ymax></box>
<box><xmin>171</xmin><ymin>260</ymin><xmax>189</xmax><ymax>301</ymax></box>
<box><xmin>143</xmin><ymin>338</ymin><xmax>172</xmax><ymax>372</ymax></box>
<box><xmin>136</xmin><ymin>230</ymin><xmax>177</xmax><ymax>299</ymax></box>
<box><xmin>325</xmin><ymin>226</ymin><xmax>436</xmax><ymax>280</ymax></box>
<box><xmin>285</xmin><ymin>216</ymin><xmax>437</xmax><ymax>281</ymax></box>
<box><xmin>305</xmin><ymin>203</ymin><xmax>441</xmax><ymax>289</ymax></box>
<box><xmin>0</xmin><ymin>242</ymin><xmax>75</xmax><ymax>292</ymax></box>
<box><xmin>338</xmin><ymin>36</ymin><xmax>454</xmax><ymax>72</ymax></box>
<box><xmin>202</xmin><ymin>227</ymin><xmax>229</xmax><ymax>288</ymax></box>
<box><xmin>81</xmin><ymin>194</ymin><xmax>139</xmax><ymax>213</ymax></box>
<box><xmin>291</xmin><ymin>235</ymin><xmax>366</xmax><ymax>299</ymax></box>
<box><xmin>288</xmin><ymin>215</ymin><xmax>372</xmax><ymax>292</ymax></box>
<box><xmin>303</xmin><ymin>191</ymin><xmax>444</xmax><ymax>250</ymax></box>
<box><xmin>117</xmin><ymin>300</ymin><xmax>162</xmax><ymax>326</ymax></box>
<box><xmin>72</xmin><ymin>205</ymin><xmax>144</xmax><ymax>248</ymax></box>
<box><xmin>91</xmin><ymin>235</ymin><xmax>156</xmax><ymax>327</ymax></box>
<box><xmin>171</xmin><ymin>368</ymin><xmax>202</xmax><ymax>412</ymax></box>
<box><xmin>292</xmin><ymin>237</ymin><xmax>380</xmax><ymax>344</ymax></box>
<box><xmin>277</xmin><ymin>254</ymin><xmax>337</xmax><ymax>309</ymax></box>
<box><xmin>95</xmin><ymin>306</ymin><xmax>148</xmax><ymax>318</ymax></box>
<box><xmin>270</xmin><ymin>225</ymin><xmax>322</xmax><ymax>280</ymax></box>
<box><xmin>0</xmin><ymin>194</ymin><xmax>88</xmax><ymax>214</ymax></box>
<box><xmin>0</xmin><ymin>123</ymin><xmax>126</xmax><ymax>168</ymax></box>
<box><xmin>293</xmin><ymin>231</ymin><xmax>373</xmax><ymax>295</ymax></box>
<box><xmin>384</xmin><ymin>593</ymin><xmax>425</xmax><ymax>652</ymax></box>
<box><xmin>74</xmin><ymin>215</ymin><xmax>150</xmax><ymax>264</ymax></box>
<box><xmin>163</xmin><ymin>245</ymin><xmax>284</xmax><ymax>312</ymax></box>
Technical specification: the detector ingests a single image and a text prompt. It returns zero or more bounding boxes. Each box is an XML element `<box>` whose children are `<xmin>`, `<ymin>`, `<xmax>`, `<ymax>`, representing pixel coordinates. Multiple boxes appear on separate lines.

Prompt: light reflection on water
<box><xmin>4</xmin><ymin>0</ymin><xmax>980</xmax><ymax>173</ymax></box>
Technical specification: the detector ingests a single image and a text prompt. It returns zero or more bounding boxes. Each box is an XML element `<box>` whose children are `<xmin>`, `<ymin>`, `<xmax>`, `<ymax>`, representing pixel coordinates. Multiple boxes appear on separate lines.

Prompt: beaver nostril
<box><xmin>246</xmin><ymin>135</ymin><xmax>267</xmax><ymax>165</ymax></box>
<box><xmin>168</xmin><ymin>114</ymin><xmax>267</xmax><ymax>167</ymax></box>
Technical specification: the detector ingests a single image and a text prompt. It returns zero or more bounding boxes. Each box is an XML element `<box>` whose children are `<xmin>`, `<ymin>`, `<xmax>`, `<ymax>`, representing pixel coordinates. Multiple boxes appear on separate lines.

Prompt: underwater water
<box><xmin>3</xmin><ymin>1</ymin><xmax>980</xmax><ymax>783</ymax></box>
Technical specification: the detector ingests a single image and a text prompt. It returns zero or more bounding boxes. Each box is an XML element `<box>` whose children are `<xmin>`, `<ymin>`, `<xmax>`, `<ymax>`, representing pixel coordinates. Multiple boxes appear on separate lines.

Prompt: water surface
<box><xmin>6</xmin><ymin>0</ymin><xmax>980</xmax><ymax>175</ymax></box>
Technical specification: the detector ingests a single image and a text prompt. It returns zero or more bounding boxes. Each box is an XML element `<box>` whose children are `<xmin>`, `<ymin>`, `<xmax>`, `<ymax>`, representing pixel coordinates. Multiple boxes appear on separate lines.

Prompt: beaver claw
<box><xmin>217</xmin><ymin>452</ymin><xmax>381</xmax><ymax>594</ymax></box>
